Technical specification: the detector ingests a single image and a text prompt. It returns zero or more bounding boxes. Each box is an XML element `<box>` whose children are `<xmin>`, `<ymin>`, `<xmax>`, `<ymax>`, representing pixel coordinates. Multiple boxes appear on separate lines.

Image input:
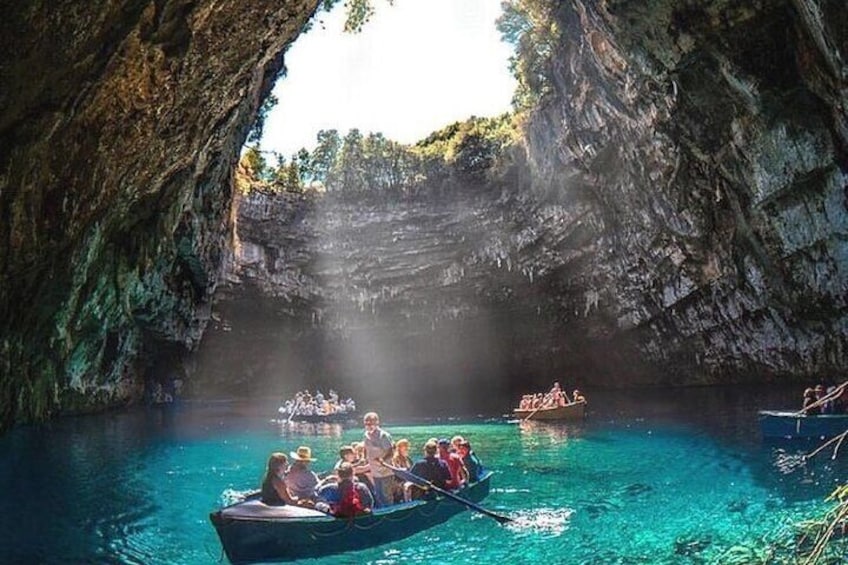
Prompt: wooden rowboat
<box><xmin>210</xmin><ymin>472</ymin><xmax>493</xmax><ymax>563</ymax></box>
<box><xmin>513</xmin><ymin>400</ymin><xmax>586</xmax><ymax>421</ymax></box>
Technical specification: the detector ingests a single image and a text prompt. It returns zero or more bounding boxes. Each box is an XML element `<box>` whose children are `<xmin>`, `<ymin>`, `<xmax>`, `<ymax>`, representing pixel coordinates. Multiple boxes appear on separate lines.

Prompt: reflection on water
<box><xmin>516</xmin><ymin>419</ymin><xmax>586</xmax><ymax>444</ymax></box>
<box><xmin>275</xmin><ymin>421</ymin><xmax>345</xmax><ymax>438</ymax></box>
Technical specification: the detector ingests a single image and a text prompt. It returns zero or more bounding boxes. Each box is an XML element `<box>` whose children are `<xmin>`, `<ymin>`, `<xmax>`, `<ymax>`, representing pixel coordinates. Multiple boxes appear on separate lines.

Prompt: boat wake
<box><xmin>502</xmin><ymin>507</ymin><xmax>574</xmax><ymax>536</ymax></box>
<box><xmin>219</xmin><ymin>488</ymin><xmax>255</xmax><ymax>506</ymax></box>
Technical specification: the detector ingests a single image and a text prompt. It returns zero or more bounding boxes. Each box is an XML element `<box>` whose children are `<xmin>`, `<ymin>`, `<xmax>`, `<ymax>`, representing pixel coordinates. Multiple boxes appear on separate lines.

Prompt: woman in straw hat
<box><xmin>285</xmin><ymin>446</ymin><xmax>320</xmax><ymax>502</ymax></box>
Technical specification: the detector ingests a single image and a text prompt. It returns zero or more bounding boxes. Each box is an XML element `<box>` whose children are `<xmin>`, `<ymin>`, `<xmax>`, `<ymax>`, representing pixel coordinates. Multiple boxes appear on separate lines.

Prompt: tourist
<box><xmin>802</xmin><ymin>388</ymin><xmax>819</xmax><ymax>415</ymax></box>
<box><xmin>457</xmin><ymin>440</ymin><xmax>483</xmax><ymax>482</ymax></box>
<box><xmin>332</xmin><ymin>462</ymin><xmax>374</xmax><ymax>518</ymax></box>
<box><xmin>285</xmin><ymin>446</ymin><xmax>320</xmax><ymax>502</ymax></box>
<box><xmin>279</xmin><ymin>389</ymin><xmax>358</xmax><ymax>418</ymax></box>
<box><xmin>450</xmin><ymin>435</ymin><xmax>464</xmax><ymax>452</ymax></box>
<box><xmin>335</xmin><ymin>444</ymin><xmax>371</xmax><ymax>481</ymax></box>
<box><xmin>390</xmin><ymin>438</ymin><xmax>413</xmax><ymax>503</ymax></box>
<box><xmin>437</xmin><ymin>438</ymin><xmax>467</xmax><ymax>489</ymax></box>
<box><xmin>392</xmin><ymin>439</ymin><xmax>413</xmax><ymax>470</ymax></box>
<box><xmin>363</xmin><ymin>411</ymin><xmax>395</xmax><ymax>507</ymax></box>
<box><xmin>260</xmin><ymin>453</ymin><xmax>297</xmax><ymax>506</ymax></box>
<box><xmin>550</xmin><ymin>382</ymin><xmax>568</xmax><ymax>406</ymax></box>
<box><xmin>407</xmin><ymin>440</ymin><xmax>451</xmax><ymax>499</ymax></box>
<box><xmin>573</xmin><ymin>389</ymin><xmax>586</xmax><ymax>403</ymax></box>
<box><xmin>349</xmin><ymin>441</ymin><xmax>375</xmax><ymax>493</ymax></box>
<box><xmin>334</xmin><ymin>445</ymin><xmax>356</xmax><ymax>470</ymax></box>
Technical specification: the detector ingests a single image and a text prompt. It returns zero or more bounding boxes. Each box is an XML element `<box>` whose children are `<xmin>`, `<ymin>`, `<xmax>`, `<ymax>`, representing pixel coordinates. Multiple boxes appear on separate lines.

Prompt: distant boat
<box><xmin>513</xmin><ymin>400</ymin><xmax>586</xmax><ymax>421</ymax></box>
<box><xmin>285</xmin><ymin>411</ymin><xmax>356</xmax><ymax>424</ymax></box>
<box><xmin>209</xmin><ymin>472</ymin><xmax>492</xmax><ymax>563</ymax></box>
<box><xmin>758</xmin><ymin>410</ymin><xmax>848</xmax><ymax>439</ymax></box>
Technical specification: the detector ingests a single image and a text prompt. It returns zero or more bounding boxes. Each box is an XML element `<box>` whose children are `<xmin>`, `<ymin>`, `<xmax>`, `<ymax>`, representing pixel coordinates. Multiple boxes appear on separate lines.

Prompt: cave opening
<box><xmin>190</xmin><ymin>0</ymin><xmax>566</xmax><ymax>415</ymax></box>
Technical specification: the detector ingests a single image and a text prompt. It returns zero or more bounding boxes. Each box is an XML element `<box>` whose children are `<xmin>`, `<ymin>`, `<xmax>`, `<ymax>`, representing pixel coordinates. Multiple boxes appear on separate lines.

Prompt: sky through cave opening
<box><xmin>259</xmin><ymin>0</ymin><xmax>517</xmax><ymax>157</ymax></box>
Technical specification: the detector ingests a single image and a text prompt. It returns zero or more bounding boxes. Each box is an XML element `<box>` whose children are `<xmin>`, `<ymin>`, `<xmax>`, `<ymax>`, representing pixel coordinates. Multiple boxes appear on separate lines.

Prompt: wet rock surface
<box><xmin>0</xmin><ymin>0</ymin><xmax>319</xmax><ymax>427</ymax></box>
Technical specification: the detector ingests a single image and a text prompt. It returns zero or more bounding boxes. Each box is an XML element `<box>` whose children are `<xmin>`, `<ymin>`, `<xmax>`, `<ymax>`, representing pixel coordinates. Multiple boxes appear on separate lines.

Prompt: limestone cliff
<box><xmin>0</xmin><ymin>1</ymin><xmax>319</xmax><ymax>428</ymax></box>
<box><xmin>208</xmin><ymin>0</ymin><xmax>847</xmax><ymax>396</ymax></box>
<box><xmin>520</xmin><ymin>0</ymin><xmax>847</xmax><ymax>383</ymax></box>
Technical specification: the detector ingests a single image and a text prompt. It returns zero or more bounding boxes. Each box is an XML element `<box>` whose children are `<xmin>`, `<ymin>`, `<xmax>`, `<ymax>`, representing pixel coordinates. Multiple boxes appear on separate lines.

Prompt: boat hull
<box><xmin>513</xmin><ymin>401</ymin><xmax>586</xmax><ymax>421</ymax></box>
<box><xmin>210</xmin><ymin>473</ymin><xmax>492</xmax><ymax>563</ymax></box>
<box><xmin>758</xmin><ymin>410</ymin><xmax>848</xmax><ymax>439</ymax></box>
<box><xmin>286</xmin><ymin>412</ymin><xmax>356</xmax><ymax>424</ymax></box>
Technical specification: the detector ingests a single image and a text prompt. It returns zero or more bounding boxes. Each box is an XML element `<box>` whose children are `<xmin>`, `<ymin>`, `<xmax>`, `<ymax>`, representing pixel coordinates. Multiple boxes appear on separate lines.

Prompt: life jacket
<box><xmin>334</xmin><ymin>481</ymin><xmax>364</xmax><ymax>518</ymax></box>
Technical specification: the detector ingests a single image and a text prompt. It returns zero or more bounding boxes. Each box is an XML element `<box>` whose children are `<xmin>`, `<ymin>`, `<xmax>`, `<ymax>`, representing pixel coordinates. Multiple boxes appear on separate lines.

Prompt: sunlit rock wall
<box><xmin>210</xmin><ymin>0</ymin><xmax>847</xmax><ymax>395</ymax></box>
<box><xmin>521</xmin><ymin>0</ymin><xmax>847</xmax><ymax>383</ymax></box>
<box><xmin>199</xmin><ymin>181</ymin><xmax>558</xmax><ymax>408</ymax></box>
<box><xmin>0</xmin><ymin>1</ymin><xmax>319</xmax><ymax>428</ymax></box>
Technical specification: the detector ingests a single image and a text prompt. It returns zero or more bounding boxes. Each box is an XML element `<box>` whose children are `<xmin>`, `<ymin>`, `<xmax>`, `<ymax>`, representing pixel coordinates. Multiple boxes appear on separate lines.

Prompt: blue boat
<box><xmin>758</xmin><ymin>410</ymin><xmax>848</xmax><ymax>439</ymax></box>
<box><xmin>210</xmin><ymin>472</ymin><xmax>493</xmax><ymax>563</ymax></box>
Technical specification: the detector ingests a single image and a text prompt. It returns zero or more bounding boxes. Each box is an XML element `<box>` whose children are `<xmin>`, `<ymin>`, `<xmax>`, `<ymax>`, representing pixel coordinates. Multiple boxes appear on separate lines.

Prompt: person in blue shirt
<box><xmin>406</xmin><ymin>440</ymin><xmax>451</xmax><ymax>499</ymax></box>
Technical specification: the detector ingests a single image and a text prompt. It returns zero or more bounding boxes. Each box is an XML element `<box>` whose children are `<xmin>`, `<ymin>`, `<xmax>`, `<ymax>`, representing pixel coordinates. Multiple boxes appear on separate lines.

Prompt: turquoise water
<box><xmin>1</xmin><ymin>389</ymin><xmax>846</xmax><ymax>564</ymax></box>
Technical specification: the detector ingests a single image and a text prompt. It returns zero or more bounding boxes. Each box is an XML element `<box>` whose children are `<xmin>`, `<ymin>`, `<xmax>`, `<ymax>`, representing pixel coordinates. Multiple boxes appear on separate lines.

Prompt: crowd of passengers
<box><xmin>802</xmin><ymin>383</ymin><xmax>848</xmax><ymax>414</ymax></box>
<box><xmin>260</xmin><ymin>411</ymin><xmax>484</xmax><ymax>518</ymax></box>
<box><xmin>518</xmin><ymin>381</ymin><xmax>586</xmax><ymax>410</ymax></box>
<box><xmin>278</xmin><ymin>389</ymin><xmax>356</xmax><ymax>417</ymax></box>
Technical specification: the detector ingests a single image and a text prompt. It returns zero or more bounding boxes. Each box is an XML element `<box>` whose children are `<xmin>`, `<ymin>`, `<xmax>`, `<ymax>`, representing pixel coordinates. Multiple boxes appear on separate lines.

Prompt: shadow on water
<box><xmin>0</xmin><ymin>407</ymin><xmax>178</xmax><ymax>563</ymax></box>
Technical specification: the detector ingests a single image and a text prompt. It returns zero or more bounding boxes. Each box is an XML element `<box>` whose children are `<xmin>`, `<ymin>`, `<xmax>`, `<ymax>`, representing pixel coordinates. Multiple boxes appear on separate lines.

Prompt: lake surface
<box><xmin>1</xmin><ymin>386</ymin><xmax>846</xmax><ymax>564</ymax></box>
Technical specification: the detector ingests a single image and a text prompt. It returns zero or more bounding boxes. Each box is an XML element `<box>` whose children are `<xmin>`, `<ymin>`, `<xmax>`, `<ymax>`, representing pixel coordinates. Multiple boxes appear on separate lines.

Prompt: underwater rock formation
<box><xmin>0</xmin><ymin>0</ymin><xmax>319</xmax><ymax>428</ymax></box>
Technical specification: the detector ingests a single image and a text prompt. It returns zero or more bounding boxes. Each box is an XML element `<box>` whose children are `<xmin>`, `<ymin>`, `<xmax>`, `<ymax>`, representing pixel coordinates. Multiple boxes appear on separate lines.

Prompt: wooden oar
<box><xmin>379</xmin><ymin>461</ymin><xmax>513</xmax><ymax>524</ymax></box>
<box><xmin>286</xmin><ymin>400</ymin><xmax>301</xmax><ymax>424</ymax></box>
<box><xmin>522</xmin><ymin>404</ymin><xmax>543</xmax><ymax>422</ymax></box>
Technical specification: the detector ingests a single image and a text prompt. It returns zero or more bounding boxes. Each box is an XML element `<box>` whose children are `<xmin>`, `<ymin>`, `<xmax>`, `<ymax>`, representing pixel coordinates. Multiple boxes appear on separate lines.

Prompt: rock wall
<box><xmin>209</xmin><ymin>0</ymin><xmax>848</xmax><ymax>396</ymax></box>
<box><xmin>521</xmin><ymin>0</ymin><xmax>848</xmax><ymax>383</ymax></box>
<box><xmin>199</xmin><ymin>180</ymin><xmax>556</xmax><ymax>407</ymax></box>
<box><xmin>0</xmin><ymin>0</ymin><xmax>319</xmax><ymax>428</ymax></box>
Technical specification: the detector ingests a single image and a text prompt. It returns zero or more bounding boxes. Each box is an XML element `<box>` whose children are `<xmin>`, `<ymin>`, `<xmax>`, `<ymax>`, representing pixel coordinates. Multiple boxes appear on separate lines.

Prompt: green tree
<box><xmin>334</xmin><ymin>128</ymin><xmax>367</xmax><ymax>193</ymax></box>
<box><xmin>243</xmin><ymin>144</ymin><xmax>269</xmax><ymax>180</ymax></box>
<box><xmin>497</xmin><ymin>0</ymin><xmax>558</xmax><ymax>112</ymax></box>
<box><xmin>247</xmin><ymin>93</ymin><xmax>279</xmax><ymax>144</ymax></box>
<box><xmin>310</xmin><ymin>129</ymin><xmax>342</xmax><ymax>189</ymax></box>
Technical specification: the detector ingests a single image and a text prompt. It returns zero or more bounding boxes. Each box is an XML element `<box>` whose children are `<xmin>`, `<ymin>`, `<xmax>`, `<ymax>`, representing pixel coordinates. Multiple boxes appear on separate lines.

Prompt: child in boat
<box><xmin>260</xmin><ymin>453</ymin><xmax>298</xmax><ymax>506</ymax></box>
<box><xmin>332</xmin><ymin>463</ymin><xmax>373</xmax><ymax>518</ymax></box>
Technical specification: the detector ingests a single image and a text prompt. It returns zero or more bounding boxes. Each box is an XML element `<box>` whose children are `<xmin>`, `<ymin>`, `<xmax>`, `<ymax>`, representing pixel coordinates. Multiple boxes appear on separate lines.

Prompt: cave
<box><xmin>1</xmin><ymin>0</ymin><xmax>846</xmax><ymax>432</ymax></box>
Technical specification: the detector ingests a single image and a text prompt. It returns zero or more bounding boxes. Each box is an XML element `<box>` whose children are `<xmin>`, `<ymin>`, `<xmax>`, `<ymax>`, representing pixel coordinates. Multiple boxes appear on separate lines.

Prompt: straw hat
<box><xmin>290</xmin><ymin>445</ymin><xmax>316</xmax><ymax>462</ymax></box>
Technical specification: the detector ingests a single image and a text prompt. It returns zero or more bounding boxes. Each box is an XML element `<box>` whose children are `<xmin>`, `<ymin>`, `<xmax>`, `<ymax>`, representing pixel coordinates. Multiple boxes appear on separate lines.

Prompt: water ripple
<box><xmin>505</xmin><ymin>507</ymin><xmax>574</xmax><ymax>536</ymax></box>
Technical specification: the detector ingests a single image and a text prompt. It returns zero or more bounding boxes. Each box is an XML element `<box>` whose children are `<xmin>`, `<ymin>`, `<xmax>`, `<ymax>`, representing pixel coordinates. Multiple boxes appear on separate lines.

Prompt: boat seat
<box><xmin>221</xmin><ymin>500</ymin><xmax>328</xmax><ymax>520</ymax></box>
